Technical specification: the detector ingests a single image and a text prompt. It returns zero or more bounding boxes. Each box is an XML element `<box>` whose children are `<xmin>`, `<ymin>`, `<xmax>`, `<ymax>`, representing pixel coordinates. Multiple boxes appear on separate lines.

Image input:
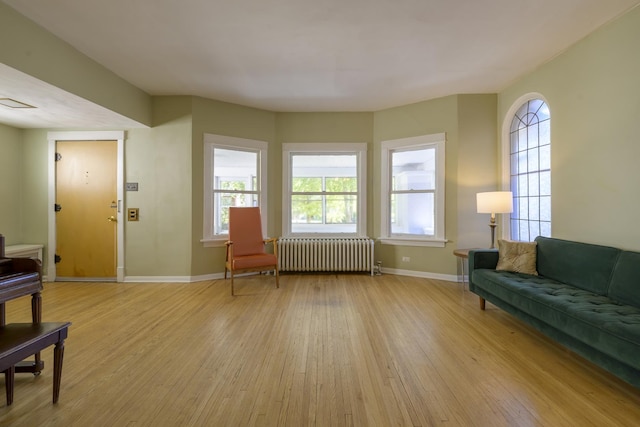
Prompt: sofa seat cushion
<box><xmin>473</xmin><ymin>269</ymin><xmax>640</xmax><ymax>370</ymax></box>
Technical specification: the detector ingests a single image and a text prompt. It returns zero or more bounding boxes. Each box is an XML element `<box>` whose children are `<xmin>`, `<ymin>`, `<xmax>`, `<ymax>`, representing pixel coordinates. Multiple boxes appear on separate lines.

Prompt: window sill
<box><xmin>201</xmin><ymin>238</ymin><xmax>228</xmax><ymax>248</ymax></box>
<box><xmin>378</xmin><ymin>237</ymin><xmax>448</xmax><ymax>248</ymax></box>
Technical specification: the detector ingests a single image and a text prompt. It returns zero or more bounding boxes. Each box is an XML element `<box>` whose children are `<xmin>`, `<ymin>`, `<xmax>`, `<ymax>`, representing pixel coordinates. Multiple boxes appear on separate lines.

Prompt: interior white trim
<box><xmin>47</xmin><ymin>130</ymin><xmax>126</xmax><ymax>282</ymax></box>
<box><xmin>379</xmin><ymin>133</ymin><xmax>446</xmax><ymax>242</ymax></box>
<box><xmin>202</xmin><ymin>133</ymin><xmax>269</xmax><ymax>245</ymax></box>
<box><xmin>380</xmin><ymin>267</ymin><xmax>457</xmax><ymax>283</ymax></box>
<box><xmin>281</xmin><ymin>142</ymin><xmax>368</xmax><ymax>238</ymax></box>
<box><xmin>500</xmin><ymin>93</ymin><xmax>550</xmax><ymax>240</ymax></box>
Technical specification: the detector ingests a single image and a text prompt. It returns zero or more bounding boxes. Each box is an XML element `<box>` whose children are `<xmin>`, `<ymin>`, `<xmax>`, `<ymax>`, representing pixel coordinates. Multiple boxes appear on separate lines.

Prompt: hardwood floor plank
<box><xmin>1</xmin><ymin>274</ymin><xmax>639</xmax><ymax>426</ymax></box>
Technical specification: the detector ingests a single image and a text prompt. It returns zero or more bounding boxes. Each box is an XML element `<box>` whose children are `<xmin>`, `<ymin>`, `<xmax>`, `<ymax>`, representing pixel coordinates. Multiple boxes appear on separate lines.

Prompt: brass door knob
<box><xmin>107</xmin><ymin>216</ymin><xmax>117</xmax><ymax>222</ymax></box>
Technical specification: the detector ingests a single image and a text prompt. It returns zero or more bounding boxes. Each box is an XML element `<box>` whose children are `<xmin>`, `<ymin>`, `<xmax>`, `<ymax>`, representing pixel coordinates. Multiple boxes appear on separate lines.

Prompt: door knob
<box><xmin>107</xmin><ymin>216</ymin><xmax>117</xmax><ymax>222</ymax></box>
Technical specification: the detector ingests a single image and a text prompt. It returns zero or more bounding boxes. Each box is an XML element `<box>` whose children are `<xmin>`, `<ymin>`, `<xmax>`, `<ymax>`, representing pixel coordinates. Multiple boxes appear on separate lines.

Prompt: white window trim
<box><xmin>282</xmin><ymin>142</ymin><xmax>368</xmax><ymax>238</ymax></box>
<box><xmin>501</xmin><ymin>93</ymin><xmax>550</xmax><ymax>241</ymax></box>
<box><xmin>202</xmin><ymin>134</ymin><xmax>268</xmax><ymax>247</ymax></box>
<box><xmin>379</xmin><ymin>133</ymin><xmax>447</xmax><ymax>248</ymax></box>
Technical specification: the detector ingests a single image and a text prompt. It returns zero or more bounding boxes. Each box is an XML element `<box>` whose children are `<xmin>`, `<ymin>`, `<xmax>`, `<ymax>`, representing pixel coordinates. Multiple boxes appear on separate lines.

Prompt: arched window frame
<box><xmin>501</xmin><ymin>94</ymin><xmax>551</xmax><ymax>242</ymax></box>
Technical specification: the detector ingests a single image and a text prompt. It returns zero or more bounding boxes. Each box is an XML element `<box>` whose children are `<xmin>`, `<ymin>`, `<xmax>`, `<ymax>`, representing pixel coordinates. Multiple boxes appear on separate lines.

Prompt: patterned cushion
<box><xmin>496</xmin><ymin>239</ymin><xmax>538</xmax><ymax>275</ymax></box>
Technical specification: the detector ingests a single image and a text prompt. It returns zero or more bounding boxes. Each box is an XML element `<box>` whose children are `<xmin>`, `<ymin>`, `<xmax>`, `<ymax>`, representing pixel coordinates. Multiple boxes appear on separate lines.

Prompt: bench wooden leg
<box><xmin>52</xmin><ymin>340</ymin><xmax>65</xmax><ymax>404</ymax></box>
<box><xmin>4</xmin><ymin>366</ymin><xmax>14</xmax><ymax>405</ymax></box>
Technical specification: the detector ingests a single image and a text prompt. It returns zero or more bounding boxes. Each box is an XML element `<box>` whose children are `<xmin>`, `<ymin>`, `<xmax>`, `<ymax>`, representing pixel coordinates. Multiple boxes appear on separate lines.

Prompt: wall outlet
<box><xmin>402</xmin><ymin>256</ymin><xmax>410</xmax><ymax>262</ymax></box>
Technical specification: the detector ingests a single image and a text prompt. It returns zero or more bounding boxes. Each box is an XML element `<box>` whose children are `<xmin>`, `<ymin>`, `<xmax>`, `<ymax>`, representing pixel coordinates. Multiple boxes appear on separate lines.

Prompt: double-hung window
<box><xmin>380</xmin><ymin>133</ymin><xmax>446</xmax><ymax>247</ymax></box>
<box><xmin>283</xmin><ymin>143</ymin><xmax>367</xmax><ymax>236</ymax></box>
<box><xmin>202</xmin><ymin>134</ymin><xmax>268</xmax><ymax>246</ymax></box>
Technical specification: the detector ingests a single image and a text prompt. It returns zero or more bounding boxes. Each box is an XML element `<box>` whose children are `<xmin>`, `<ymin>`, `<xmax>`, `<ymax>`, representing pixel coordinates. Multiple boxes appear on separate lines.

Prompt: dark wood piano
<box><xmin>0</xmin><ymin>234</ymin><xmax>44</xmax><ymax>374</ymax></box>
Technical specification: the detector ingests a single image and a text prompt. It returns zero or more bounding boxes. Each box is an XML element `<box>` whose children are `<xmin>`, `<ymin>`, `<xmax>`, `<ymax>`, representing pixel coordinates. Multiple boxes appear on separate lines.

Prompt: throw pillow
<box><xmin>496</xmin><ymin>239</ymin><xmax>538</xmax><ymax>275</ymax></box>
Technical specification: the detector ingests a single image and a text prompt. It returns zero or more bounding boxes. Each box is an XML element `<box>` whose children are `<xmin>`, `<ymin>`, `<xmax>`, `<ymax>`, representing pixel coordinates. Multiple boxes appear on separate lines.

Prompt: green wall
<box><xmin>124</xmin><ymin>97</ymin><xmax>194</xmax><ymax>277</ymax></box>
<box><xmin>0</xmin><ymin>123</ymin><xmax>23</xmax><ymax>244</ymax></box>
<box><xmin>0</xmin><ymin>2</ymin><xmax>152</xmax><ymax>127</ymax></box>
<box><xmin>372</xmin><ymin>94</ymin><xmax>498</xmax><ymax>276</ymax></box>
<box><xmin>498</xmin><ymin>5</ymin><xmax>640</xmax><ymax>251</ymax></box>
<box><xmin>190</xmin><ymin>97</ymin><xmax>277</xmax><ymax>276</ymax></box>
<box><xmin>457</xmin><ymin>94</ymin><xmax>499</xmax><ymax>249</ymax></box>
<box><xmin>276</xmin><ymin>111</ymin><xmax>375</xmax><ymax>235</ymax></box>
<box><xmin>3</xmin><ymin>3</ymin><xmax>639</xmax><ymax>280</ymax></box>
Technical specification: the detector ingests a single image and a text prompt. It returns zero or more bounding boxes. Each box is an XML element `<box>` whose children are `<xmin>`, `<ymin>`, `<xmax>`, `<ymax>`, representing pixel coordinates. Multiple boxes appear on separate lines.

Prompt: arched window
<box><xmin>509</xmin><ymin>99</ymin><xmax>551</xmax><ymax>241</ymax></box>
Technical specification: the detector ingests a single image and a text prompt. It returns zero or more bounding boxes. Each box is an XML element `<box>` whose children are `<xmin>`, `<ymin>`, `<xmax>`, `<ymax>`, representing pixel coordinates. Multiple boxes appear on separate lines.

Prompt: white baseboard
<box><xmin>92</xmin><ymin>270</ymin><xmax>459</xmax><ymax>284</ymax></box>
<box><xmin>123</xmin><ymin>273</ymin><xmax>225</xmax><ymax>283</ymax></box>
<box><xmin>380</xmin><ymin>267</ymin><xmax>458</xmax><ymax>282</ymax></box>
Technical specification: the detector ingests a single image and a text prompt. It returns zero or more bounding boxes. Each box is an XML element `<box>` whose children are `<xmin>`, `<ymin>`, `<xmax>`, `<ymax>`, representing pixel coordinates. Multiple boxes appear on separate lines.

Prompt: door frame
<box><xmin>47</xmin><ymin>131</ymin><xmax>126</xmax><ymax>282</ymax></box>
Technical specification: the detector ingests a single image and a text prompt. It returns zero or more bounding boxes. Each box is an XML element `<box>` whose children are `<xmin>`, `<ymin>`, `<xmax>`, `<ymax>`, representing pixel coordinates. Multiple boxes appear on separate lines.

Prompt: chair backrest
<box><xmin>228</xmin><ymin>207</ymin><xmax>266</xmax><ymax>256</ymax></box>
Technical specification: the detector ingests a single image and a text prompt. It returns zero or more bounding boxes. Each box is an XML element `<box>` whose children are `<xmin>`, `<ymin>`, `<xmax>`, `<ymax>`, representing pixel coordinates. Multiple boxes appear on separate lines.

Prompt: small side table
<box><xmin>453</xmin><ymin>248</ymin><xmax>473</xmax><ymax>288</ymax></box>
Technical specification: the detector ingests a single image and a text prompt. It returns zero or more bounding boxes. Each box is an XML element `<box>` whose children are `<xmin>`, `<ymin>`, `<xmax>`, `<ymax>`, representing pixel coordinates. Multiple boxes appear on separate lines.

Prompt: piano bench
<box><xmin>0</xmin><ymin>322</ymin><xmax>71</xmax><ymax>406</ymax></box>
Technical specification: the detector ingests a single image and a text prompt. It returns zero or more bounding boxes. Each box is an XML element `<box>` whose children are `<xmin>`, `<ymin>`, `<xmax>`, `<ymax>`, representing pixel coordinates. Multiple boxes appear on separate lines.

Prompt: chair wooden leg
<box><xmin>52</xmin><ymin>339</ymin><xmax>65</xmax><ymax>404</ymax></box>
<box><xmin>275</xmin><ymin>268</ymin><xmax>279</xmax><ymax>289</ymax></box>
<box><xmin>4</xmin><ymin>366</ymin><xmax>14</xmax><ymax>406</ymax></box>
<box><xmin>230</xmin><ymin>272</ymin><xmax>235</xmax><ymax>296</ymax></box>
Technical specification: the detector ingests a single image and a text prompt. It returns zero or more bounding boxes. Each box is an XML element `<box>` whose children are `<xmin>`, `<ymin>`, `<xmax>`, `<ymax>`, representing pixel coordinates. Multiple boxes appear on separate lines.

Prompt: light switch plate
<box><xmin>128</xmin><ymin>208</ymin><xmax>139</xmax><ymax>221</ymax></box>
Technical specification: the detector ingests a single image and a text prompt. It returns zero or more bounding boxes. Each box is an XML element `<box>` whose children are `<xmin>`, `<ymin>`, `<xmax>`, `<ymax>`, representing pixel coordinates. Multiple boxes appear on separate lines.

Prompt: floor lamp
<box><xmin>477</xmin><ymin>191</ymin><xmax>513</xmax><ymax>249</ymax></box>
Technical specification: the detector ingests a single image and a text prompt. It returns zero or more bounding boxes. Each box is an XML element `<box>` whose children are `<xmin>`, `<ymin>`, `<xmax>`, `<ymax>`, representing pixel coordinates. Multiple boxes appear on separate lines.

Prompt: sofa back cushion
<box><xmin>535</xmin><ymin>236</ymin><xmax>620</xmax><ymax>295</ymax></box>
<box><xmin>608</xmin><ymin>251</ymin><xmax>640</xmax><ymax>308</ymax></box>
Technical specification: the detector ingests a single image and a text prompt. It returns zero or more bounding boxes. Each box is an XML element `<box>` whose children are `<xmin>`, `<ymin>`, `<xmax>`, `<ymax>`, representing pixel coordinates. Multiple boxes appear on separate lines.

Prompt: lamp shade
<box><xmin>477</xmin><ymin>191</ymin><xmax>513</xmax><ymax>214</ymax></box>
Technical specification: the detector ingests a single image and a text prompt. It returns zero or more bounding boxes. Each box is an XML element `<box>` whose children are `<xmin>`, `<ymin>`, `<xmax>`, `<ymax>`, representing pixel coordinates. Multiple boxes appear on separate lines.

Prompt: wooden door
<box><xmin>55</xmin><ymin>140</ymin><xmax>117</xmax><ymax>279</ymax></box>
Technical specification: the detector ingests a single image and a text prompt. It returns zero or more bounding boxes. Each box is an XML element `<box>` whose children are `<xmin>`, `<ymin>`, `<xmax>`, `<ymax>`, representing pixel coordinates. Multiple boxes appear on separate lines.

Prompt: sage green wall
<box><xmin>373</xmin><ymin>96</ymin><xmax>459</xmax><ymax>275</ymax></box>
<box><xmin>0</xmin><ymin>123</ymin><xmax>23</xmax><ymax>244</ymax></box>
<box><xmin>371</xmin><ymin>95</ymin><xmax>497</xmax><ymax>275</ymax></box>
<box><xmin>7</xmin><ymin>0</ymin><xmax>637</xmax><ymax>279</ymax></box>
<box><xmin>276</xmin><ymin>112</ymin><xmax>375</xmax><ymax>234</ymax></box>
<box><xmin>457</xmin><ymin>94</ymin><xmax>499</xmax><ymax>249</ymax></box>
<box><xmin>190</xmin><ymin>97</ymin><xmax>277</xmax><ymax>276</ymax></box>
<box><xmin>124</xmin><ymin>97</ymin><xmax>193</xmax><ymax>277</ymax></box>
<box><xmin>275</xmin><ymin>112</ymin><xmax>374</xmax><ymax>144</ymax></box>
<box><xmin>0</xmin><ymin>2</ymin><xmax>152</xmax><ymax>126</ymax></box>
<box><xmin>498</xmin><ymin>5</ymin><xmax>640</xmax><ymax>251</ymax></box>
<box><xmin>20</xmin><ymin>130</ymin><xmax>49</xmax><ymax>250</ymax></box>
<box><xmin>1</xmin><ymin>98</ymin><xmax>196</xmax><ymax>278</ymax></box>
<box><xmin>0</xmin><ymin>128</ymin><xmax>54</xmax><ymax>267</ymax></box>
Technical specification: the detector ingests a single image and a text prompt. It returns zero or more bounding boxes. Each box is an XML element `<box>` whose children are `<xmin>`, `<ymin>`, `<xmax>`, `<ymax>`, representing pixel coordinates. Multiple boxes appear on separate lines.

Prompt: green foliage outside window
<box><xmin>217</xmin><ymin>180</ymin><xmax>247</xmax><ymax>232</ymax></box>
<box><xmin>292</xmin><ymin>177</ymin><xmax>357</xmax><ymax>224</ymax></box>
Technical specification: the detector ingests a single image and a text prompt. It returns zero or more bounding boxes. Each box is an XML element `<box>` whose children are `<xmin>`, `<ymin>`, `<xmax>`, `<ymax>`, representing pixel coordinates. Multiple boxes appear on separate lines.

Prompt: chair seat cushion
<box><xmin>232</xmin><ymin>254</ymin><xmax>277</xmax><ymax>270</ymax></box>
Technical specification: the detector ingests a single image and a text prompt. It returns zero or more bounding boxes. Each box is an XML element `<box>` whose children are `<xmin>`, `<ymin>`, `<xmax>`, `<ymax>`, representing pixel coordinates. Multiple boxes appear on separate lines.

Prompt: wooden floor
<box><xmin>0</xmin><ymin>274</ymin><xmax>638</xmax><ymax>426</ymax></box>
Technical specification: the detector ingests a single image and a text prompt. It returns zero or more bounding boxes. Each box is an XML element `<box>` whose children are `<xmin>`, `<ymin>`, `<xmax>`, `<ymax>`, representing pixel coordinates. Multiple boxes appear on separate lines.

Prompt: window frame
<box><xmin>379</xmin><ymin>133</ymin><xmax>447</xmax><ymax>247</ymax></box>
<box><xmin>282</xmin><ymin>142</ymin><xmax>367</xmax><ymax>238</ymax></box>
<box><xmin>202</xmin><ymin>134</ymin><xmax>268</xmax><ymax>247</ymax></box>
<box><xmin>502</xmin><ymin>95</ymin><xmax>551</xmax><ymax>242</ymax></box>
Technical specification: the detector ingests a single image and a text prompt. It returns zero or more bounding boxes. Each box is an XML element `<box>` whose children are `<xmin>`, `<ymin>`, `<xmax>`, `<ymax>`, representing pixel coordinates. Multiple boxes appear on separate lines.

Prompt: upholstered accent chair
<box><xmin>225</xmin><ymin>207</ymin><xmax>279</xmax><ymax>296</ymax></box>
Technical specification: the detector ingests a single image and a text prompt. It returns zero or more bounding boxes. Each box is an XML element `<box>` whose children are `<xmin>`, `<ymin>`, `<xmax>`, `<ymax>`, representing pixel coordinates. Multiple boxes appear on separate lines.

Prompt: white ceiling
<box><xmin>1</xmin><ymin>0</ymin><xmax>639</xmax><ymax>128</ymax></box>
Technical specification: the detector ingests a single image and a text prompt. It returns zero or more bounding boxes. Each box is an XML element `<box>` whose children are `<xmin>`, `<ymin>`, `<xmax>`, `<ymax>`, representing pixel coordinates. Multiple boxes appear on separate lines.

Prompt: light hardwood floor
<box><xmin>0</xmin><ymin>274</ymin><xmax>638</xmax><ymax>426</ymax></box>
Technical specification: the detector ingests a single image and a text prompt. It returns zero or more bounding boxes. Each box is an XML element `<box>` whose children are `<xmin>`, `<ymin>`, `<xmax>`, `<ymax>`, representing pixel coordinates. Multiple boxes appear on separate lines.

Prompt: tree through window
<box><xmin>283</xmin><ymin>143</ymin><xmax>367</xmax><ymax>236</ymax></box>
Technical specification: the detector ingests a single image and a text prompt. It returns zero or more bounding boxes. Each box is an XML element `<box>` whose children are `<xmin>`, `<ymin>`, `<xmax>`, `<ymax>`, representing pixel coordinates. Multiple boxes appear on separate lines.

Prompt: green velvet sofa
<box><xmin>469</xmin><ymin>236</ymin><xmax>640</xmax><ymax>388</ymax></box>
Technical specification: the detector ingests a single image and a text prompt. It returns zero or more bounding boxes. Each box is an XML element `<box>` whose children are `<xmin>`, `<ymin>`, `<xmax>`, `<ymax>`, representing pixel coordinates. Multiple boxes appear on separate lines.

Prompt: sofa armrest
<box><xmin>468</xmin><ymin>249</ymin><xmax>499</xmax><ymax>272</ymax></box>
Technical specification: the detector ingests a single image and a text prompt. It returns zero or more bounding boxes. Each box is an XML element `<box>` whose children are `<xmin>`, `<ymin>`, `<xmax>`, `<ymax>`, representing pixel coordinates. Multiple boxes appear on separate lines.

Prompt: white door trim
<box><xmin>47</xmin><ymin>131</ymin><xmax>125</xmax><ymax>282</ymax></box>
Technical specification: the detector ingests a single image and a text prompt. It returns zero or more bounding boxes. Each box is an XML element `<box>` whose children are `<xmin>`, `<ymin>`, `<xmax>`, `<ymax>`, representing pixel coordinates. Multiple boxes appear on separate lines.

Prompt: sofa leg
<box><xmin>479</xmin><ymin>297</ymin><xmax>486</xmax><ymax>310</ymax></box>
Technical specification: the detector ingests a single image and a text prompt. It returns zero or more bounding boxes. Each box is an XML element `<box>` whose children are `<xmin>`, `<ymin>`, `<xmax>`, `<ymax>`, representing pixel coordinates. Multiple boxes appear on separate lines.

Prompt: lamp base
<box><xmin>489</xmin><ymin>223</ymin><xmax>497</xmax><ymax>249</ymax></box>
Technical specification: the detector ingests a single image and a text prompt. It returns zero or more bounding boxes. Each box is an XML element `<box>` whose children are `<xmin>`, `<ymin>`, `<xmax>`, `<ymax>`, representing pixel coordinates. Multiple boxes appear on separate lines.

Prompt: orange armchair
<box><xmin>225</xmin><ymin>207</ymin><xmax>279</xmax><ymax>296</ymax></box>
